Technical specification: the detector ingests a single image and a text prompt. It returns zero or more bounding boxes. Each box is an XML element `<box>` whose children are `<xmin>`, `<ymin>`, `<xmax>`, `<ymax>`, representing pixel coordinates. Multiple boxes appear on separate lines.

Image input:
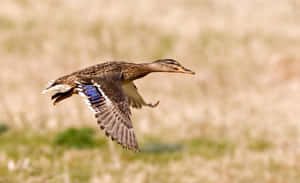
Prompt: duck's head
<box><xmin>149</xmin><ymin>59</ymin><xmax>195</xmax><ymax>75</ymax></box>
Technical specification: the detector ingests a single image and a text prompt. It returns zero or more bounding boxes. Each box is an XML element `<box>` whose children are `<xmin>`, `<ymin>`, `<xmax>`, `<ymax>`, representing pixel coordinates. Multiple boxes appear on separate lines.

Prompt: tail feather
<box><xmin>42</xmin><ymin>80</ymin><xmax>71</xmax><ymax>94</ymax></box>
<box><xmin>42</xmin><ymin>80</ymin><xmax>55</xmax><ymax>94</ymax></box>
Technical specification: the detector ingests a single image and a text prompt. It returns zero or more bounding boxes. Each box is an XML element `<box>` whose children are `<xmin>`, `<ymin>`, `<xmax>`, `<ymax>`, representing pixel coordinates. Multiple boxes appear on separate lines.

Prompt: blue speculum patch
<box><xmin>83</xmin><ymin>85</ymin><xmax>103</xmax><ymax>103</ymax></box>
<box><xmin>84</xmin><ymin>85</ymin><xmax>93</xmax><ymax>89</ymax></box>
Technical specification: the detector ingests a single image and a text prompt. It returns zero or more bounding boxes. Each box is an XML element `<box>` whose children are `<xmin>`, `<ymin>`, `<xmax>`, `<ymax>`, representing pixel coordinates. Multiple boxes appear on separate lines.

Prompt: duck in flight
<box><xmin>43</xmin><ymin>59</ymin><xmax>195</xmax><ymax>151</ymax></box>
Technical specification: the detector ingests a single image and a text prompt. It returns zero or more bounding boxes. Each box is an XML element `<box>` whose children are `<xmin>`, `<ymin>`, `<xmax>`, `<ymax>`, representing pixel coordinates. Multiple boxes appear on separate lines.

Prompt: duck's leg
<box><xmin>51</xmin><ymin>88</ymin><xmax>75</xmax><ymax>105</ymax></box>
<box><xmin>144</xmin><ymin>101</ymin><xmax>160</xmax><ymax>108</ymax></box>
<box><xmin>122</xmin><ymin>82</ymin><xmax>159</xmax><ymax>109</ymax></box>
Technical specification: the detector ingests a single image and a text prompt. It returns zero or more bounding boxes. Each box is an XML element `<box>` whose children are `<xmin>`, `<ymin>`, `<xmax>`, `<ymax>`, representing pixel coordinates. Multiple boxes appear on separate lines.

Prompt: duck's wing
<box><xmin>76</xmin><ymin>73</ymin><xmax>139</xmax><ymax>151</ymax></box>
<box><xmin>122</xmin><ymin>82</ymin><xmax>159</xmax><ymax>109</ymax></box>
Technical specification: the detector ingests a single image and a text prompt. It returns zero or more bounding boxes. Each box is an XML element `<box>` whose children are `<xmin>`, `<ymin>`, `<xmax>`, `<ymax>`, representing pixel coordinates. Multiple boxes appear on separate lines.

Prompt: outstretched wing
<box><xmin>76</xmin><ymin>74</ymin><xmax>139</xmax><ymax>151</ymax></box>
<box><xmin>122</xmin><ymin>82</ymin><xmax>159</xmax><ymax>109</ymax></box>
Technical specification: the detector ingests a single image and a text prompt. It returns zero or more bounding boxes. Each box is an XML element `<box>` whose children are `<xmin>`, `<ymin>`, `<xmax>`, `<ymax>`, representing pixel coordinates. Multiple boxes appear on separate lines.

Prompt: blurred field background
<box><xmin>1</xmin><ymin>0</ymin><xmax>300</xmax><ymax>182</ymax></box>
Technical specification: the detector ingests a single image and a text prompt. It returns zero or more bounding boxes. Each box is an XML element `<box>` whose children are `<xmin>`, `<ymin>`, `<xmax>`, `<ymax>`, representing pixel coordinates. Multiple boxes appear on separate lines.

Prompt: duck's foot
<box><xmin>146</xmin><ymin>100</ymin><xmax>159</xmax><ymax>108</ymax></box>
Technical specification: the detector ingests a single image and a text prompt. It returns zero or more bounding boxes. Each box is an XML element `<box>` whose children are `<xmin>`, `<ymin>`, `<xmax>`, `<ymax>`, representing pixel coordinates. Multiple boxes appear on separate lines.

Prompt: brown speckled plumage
<box><xmin>43</xmin><ymin>59</ymin><xmax>195</xmax><ymax>151</ymax></box>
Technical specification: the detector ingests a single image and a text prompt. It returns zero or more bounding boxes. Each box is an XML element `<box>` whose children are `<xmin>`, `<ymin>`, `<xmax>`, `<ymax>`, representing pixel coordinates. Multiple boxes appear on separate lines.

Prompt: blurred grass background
<box><xmin>1</xmin><ymin>0</ymin><xmax>300</xmax><ymax>182</ymax></box>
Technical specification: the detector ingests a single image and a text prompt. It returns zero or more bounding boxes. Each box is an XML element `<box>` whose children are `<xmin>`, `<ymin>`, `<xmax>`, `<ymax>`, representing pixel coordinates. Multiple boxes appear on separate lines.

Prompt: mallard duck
<box><xmin>43</xmin><ymin>59</ymin><xmax>195</xmax><ymax>151</ymax></box>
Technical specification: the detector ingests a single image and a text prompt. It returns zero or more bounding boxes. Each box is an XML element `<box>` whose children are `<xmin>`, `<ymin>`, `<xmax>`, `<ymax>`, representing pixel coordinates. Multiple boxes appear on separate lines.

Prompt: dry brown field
<box><xmin>1</xmin><ymin>0</ymin><xmax>300</xmax><ymax>182</ymax></box>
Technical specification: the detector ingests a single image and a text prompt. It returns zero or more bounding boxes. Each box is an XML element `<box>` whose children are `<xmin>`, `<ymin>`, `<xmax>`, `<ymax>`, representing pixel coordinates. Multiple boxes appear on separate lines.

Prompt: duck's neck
<box><xmin>122</xmin><ymin>63</ymin><xmax>162</xmax><ymax>81</ymax></box>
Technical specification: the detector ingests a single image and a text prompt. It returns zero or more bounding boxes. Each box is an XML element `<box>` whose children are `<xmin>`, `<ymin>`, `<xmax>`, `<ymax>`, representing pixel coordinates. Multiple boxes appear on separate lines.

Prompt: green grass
<box><xmin>54</xmin><ymin>127</ymin><xmax>103</xmax><ymax>149</ymax></box>
<box><xmin>187</xmin><ymin>137</ymin><xmax>235</xmax><ymax>159</ymax></box>
<box><xmin>248</xmin><ymin>138</ymin><xmax>273</xmax><ymax>152</ymax></box>
<box><xmin>0</xmin><ymin>127</ymin><xmax>298</xmax><ymax>182</ymax></box>
<box><xmin>0</xmin><ymin>128</ymin><xmax>234</xmax><ymax>163</ymax></box>
<box><xmin>0</xmin><ymin>123</ymin><xmax>9</xmax><ymax>135</ymax></box>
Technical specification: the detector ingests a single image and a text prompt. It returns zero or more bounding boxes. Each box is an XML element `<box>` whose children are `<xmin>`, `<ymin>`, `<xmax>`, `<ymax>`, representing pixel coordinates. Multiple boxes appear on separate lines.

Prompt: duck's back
<box><xmin>70</xmin><ymin>61</ymin><xmax>125</xmax><ymax>77</ymax></box>
<box><xmin>44</xmin><ymin>62</ymin><xmax>125</xmax><ymax>92</ymax></box>
<box><xmin>70</xmin><ymin>61</ymin><xmax>148</xmax><ymax>81</ymax></box>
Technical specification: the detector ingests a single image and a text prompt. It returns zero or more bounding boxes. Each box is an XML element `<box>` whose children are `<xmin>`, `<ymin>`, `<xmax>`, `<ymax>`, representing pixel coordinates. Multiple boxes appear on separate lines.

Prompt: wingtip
<box><xmin>133</xmin><ymin>146</ymin><xmax>140</xmax><ymax>152</ymax></box>
<box><xmin>124</xmin><ymin>144</ymin><xmax>140</xmax><ymax>152</ymax></box>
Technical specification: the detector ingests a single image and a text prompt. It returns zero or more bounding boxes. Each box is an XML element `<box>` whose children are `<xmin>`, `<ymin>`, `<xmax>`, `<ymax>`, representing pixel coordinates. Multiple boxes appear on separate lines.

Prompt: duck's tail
<box><xmin>42</xmin><ymin>77</ymin><xmax>72</xmax><ymax>94</ymax></box>
<box><xmin>42</xmin><ymin>78</ymin><xmax>75</xmax><ymax>105</ymax></box>
<box><xmin>42</xmin><ymin>80</ymin><xmax>56</xmax><ymax>94</ymax></box>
